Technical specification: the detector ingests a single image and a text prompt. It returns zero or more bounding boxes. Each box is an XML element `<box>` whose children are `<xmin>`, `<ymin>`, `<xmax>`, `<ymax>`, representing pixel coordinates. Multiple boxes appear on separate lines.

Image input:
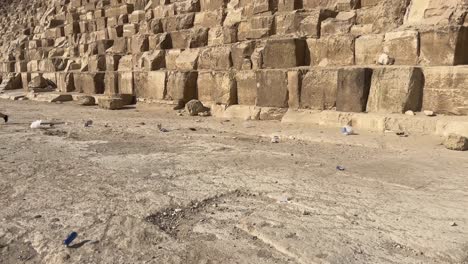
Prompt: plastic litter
<box><xmin>30</xmin><ymin>120</ymin><xmax>43</xmax><ymax>129</ymax></box>
<box><xmin>271</xmin><ymin>136</ymin><xmax>280</xmax><ymax>143</ymax></box>
<box><xmin>64</xmin><ymin>232</ymin><xmax>78</xmax><ymax>247</ymax></box>
<box><xmin>341</xmin><ymin>125</ymin><xmax>354</xmax><ymax>136</ymax></box>
<box><xmin>157</xmin><ymin>124</ymin><xmax>169</xmax><ymax>133</ymax></box>
<box><xmin>84</xmin><ymin>120</ymin><xmax>93</xmax><ymax>127</ymax></box>
<box><xmin>336</xmin><ymin>166</ymin><xmax>346</xmax><ymax>171</ymax></box>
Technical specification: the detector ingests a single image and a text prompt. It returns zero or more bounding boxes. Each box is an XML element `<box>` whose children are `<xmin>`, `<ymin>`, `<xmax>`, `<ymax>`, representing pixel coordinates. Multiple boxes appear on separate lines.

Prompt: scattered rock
<box><xmin>423</xmin><ymin>110</ymin><xmax>436</xmax><ymax>117</ymax></box>
<box><xmin>377</xmin><ymin>53</ymin><xmax>394</xmax><ymax>65</ymax></box>
<box><xmin>444</xmin><ymin>134</ymin><xmax>468</xmax><ymax>151</ymax></box>
<box><xmin>405</xmin><ymin>110</ymin><xmax>415</xmax><ymax>116</ymax></box>
<box><xmin>450</xmin><ymin>222</ymin><xmax>458</xmax><ymax>227</ymax></box>
<box><xmin>98</xmin><ymin>97</ymin><xmax>124</xmax><ymax>110</ymax></box>
<box><xmin>78</xmin><ymin>96</ymin><xmax>96</xmax><ymax>106</ymax></box>
<box><xmin>185</xmin><ymin>100</ymin><xmax>207</xmax><ymax>116</ymax></box>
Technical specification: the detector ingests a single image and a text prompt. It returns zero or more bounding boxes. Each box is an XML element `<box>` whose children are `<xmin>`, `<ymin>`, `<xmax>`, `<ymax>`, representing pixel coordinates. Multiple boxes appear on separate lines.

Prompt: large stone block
<box><xmin>300</xmin><ymin>68</ymin><xmax>339</xmax><ymax>110</ymax></box>
<box><xmin>307</xmin><ymin>34</ymin><xmax>355</xmax><ymax>66</ymax></box>
<box><xmin>134</xmin><ymin>71</ymin><xmax>166</xmax><ymax>100</ymax></box>
<box><xmin>236</xmin><ymin>70</ymin><xmax>257</xmax><ymax>105</ymax></box>
<box><xmin>166</xmin><ymin>71</ymin><xmax>198</xmax><ymax>103</ymax></box>
<box><xmin>200</xmin><ymin>0</ymin><xmax>227</xmax><ymax>11</ymax></box>
<box><xmin>138</xmin><ymin>50</ymin><xmax>166</xmax><ymax>70</ymax></box>
<box><xmin>422</xmin><ymin>67</ymin><xmax>468</xmax><ymax>115</ymax></box>
<box><xmin>383</xmin><ymin>31</ymin><xmax>419</xmax><ymax>65</ymax></box>
<box><xmin>336</xmin><ymin>68</ymin><xmax>372</xmax><ymax>112</ymax></box>
<box><xmin>73</xmin><ymin>73</ymin><xmax>105</xmax><ymax>95</ymax></box>
<box><xmin>367</xmin><ymin>67</ymin><xmax>423</xmax><ymax>114</ymax></box>
<box><xmin>194</xmin><ymin>10</ymin><xmax>225</xmax><ymax>28</ymax></box>
<box><xmin>198</xmin><ymin>46</ymin><xmax>232</xmax><ymax>70</ymax></box>
<box><xmin>263</xmin><ymin>38</ymin><xmax>306</xmax><ymax>68</ymax></box>
<box><xmin>118</xmin><ymin>72</ymin><xmax>134</xmax><ymax>95</ymax></box>
<box><xmin>170</xmin><ymin>28</ymin><xmax>209</xmax><ymax>49</ymax></box>
<box><xmin>104</xmin><ymin>72</ymin><xmax>119</xmax><ymax>95</ymax></box>
<box><xmin>355</xmin><ymin>34</ymin><xmax>384</xmax><ymax>65</ymax></box>
<box><xmin>175</xmin><ymin>49</ymin><xmax>200</xmax><ymax>70</ymax></box>
<box><xmin>231</xmin><ymin>41</ymin><xmax>256</xmax><ymax>70</ymax></box>
<box><xmin>419</xmin><ymin>26</ymin><xmax>468</xmax><ymax>66</ymax></box>
<box><xmin>56</xmin><ymin>72</ymin><xmax>74</xmax><ymax>92</ymax></box>
<box><xmin>197</xmin><ymin>71</ymin><xmax>237</xmax><ymax>105</ymax></box>
<box><xmin>256</xmin><ymin>70</ymin><xmax>288</xmax><ymax>108</ymax></box>
<box><xmin>275</xmin><ymin>10</ymin><xmax>335</xmax><ymax>38</ymax></box>
<box><xmin>161</xmin><ymin>13</ymin><xmax>195</xmax><ymax>32</ymax></box>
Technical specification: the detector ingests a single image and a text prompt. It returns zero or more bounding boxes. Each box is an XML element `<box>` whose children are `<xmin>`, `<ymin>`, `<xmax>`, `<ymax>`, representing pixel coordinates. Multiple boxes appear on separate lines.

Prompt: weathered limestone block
<box><xmin>303</xmin><ymin>0</ymin><xmax>338</xmax><ymax>9</ymax></box>
<box><xmin>15</xmin><ymin>61</ymin><xmax>27</xmax><ymax>72</ymax></box>
<box><xmin>236</xmin><ymin>70</ymin><xmax>257</xmax><ymax>105</ymax></box>
<box><xmin>73</xmin><ymin>73</ymin><xmax>105</xmax><ymax>95</ymax></box>
<box><xmin>21</xmin><ymin>73</ymin><xmax>31</xmax><ymax>90</ymax></box>
<box><xmin>307</xmin><ymin>34</ymin><xmax>355</xmax><ymax>66</ymax></box>
<box><xmin>256</xmin><ymin>70</ymin><xmax>288</xmax><ymax>108</ymax></box>
<box><xmin>383</xmin><ymin>31</ymin><xmax>419</xmax><ymax>65</ymax></box>
<box><xmin>130</xmin><ymin>35</ymin><xmax>149</xmax><ymax>54</ymax></box>
<box><xmin>118</xmin><ymin>72</ymin><xmax>134</xmax><ymax>95</ymax></box>
<box><xmin>161</xmin><ymin>13</ymin><xmax>195</xmax><ymax>32</ymax></box>
<box><xmin>404</xmin><ymin>0</ymin><xmax>463</xmax><ymax>26</ymax></box>
<box><xmin>107</xmin><ymin>25</ymin><xmax>124</xmax><ymax>39</ymax></box>
<box><xmin>89</xmin><ymin>55</ymin><xmax>107</xmax><ymax>71</ymax></box>
<box><xmin>336</xmin><ymin>68</ymin><xmax>372</xmax><ymax>112</ymax></box>
<box><xmin>166</xmin><ymin>71</ymin><xmax>198</xmax><ymax>103</ymax></box>
<box><xmin>286</xmin><ymin>69</ymin><xmax>309</xmax><ymax>109</ymax></box>
<box><xmin>263</xmin><ymin>39</ymin><xmax>306</xmax><ymax>68</ymax></box>
<box><xmin>207</xmin><ymin>26</ymin><xmax>237</xmax><ymax>45</ymax></box>
<box><xmin>300</xmin><ymin>68</ymin><xmax>339</xmax><ymax>110</ymax></box>
<box><xmin>200</xmin><ymin>0</ymin><xmax>227</xmax><ymax>11</ymax></box>
<box><xmin>165</xmin><ymin>50</ymin><xmax>183</xmax><ymax>70</ymax></box>
<box><xmin>419</xmin><ymin>26</ymin><xmax>468</xmax><ymax>66</ymax></box>
<box><xmin>367</xmin><ymin>67</ymin><xmax>424</xmax><ymax>114</ymax></box>
<box><xmin>198</xmin><ymin>46</ymin><xmax>232</xmax><ymax>70</ymax></box>
<box><xmin>253</xmin><ymin>0</ymin><xmax>274</xmax><ymax>14</ymax></box>
<box><xmin>444</xmin><ymin>134</ymin><xmax>468</xmax><ymax>151</ymax></box>
<box><xmin>0</xmin><ymin>73</ymin><xmax>22</xmax><ymax>90</ymax></box>
<box><xmin>104</xmin><ymin>72</ymin><xmax>119</xmax><ymax>95</ymax></box>
<box><xmin>118</xmin><ymin>55</ymin><xmax>134</xmax><ymax>71</ymax></box>
<box><xmin>175</xmin><ymin>49</ymin><xmax>199</xmax><ymax>70</ymax></box>
<box><xmin>355</xmin><ymin>34</ymin><xmax>384</xmax><ymax>65</ymax></box>
<box><xmin>149</xmin><ymin>33</ymin><xmax>171</xmax><ymax>50</ymax></box>
<box><xmin>105</xmin><ymin>55</ymin><xmax>121</xmax><ymax>71</ymax></box>
<box><xmin>138</xmin><ymin>50</ymin><xmax>166</xmax><ymax>71</ymax></box>
<box><xmin>130</xmin><ymin>10</ymin><xmax>146</xmax><ymax>24</ymax></box>
<box><xmin>321</xmin><ymin>11</ymin><xmax>355</xmax><ymax>36</ymax></box>
<box><xmin>422</xmin><ymin>67</ymin><xmax>468</xmax><ymax>115</ymax></box>
<box><xmin>278</xmin><ymin>0</ymin><xmax>302</xmax><ymax>11</ymax></box>
<box><xmin>123</xmin><ymin>24</ymin><xmax>139</xmax><ymax>37</ymax></box>
<box><xmin>99</xmin><ymin>97</ymin><xmax>124</xmax><ymax>110</ymax></box>
<box><xmin>231</xmin><ymin>41</ymin><xmax>256</xmax><ymax>70</ymax></box>
<box><xmin>194</xmin><ymin>10</ymin><xmax>225</xmax><ymax>28</ymax></box>
<box><xmin>56</xmin><ymin>72</ymin><xmax>75</xmax><ymax>92</ymax></box>
<box><xmin>224</xmin><ymin>9</ymin><xmax>242</xmax><ymax>27</ymax></box>
<box><xmin>134</xmin><ymin>71</ymin><xmax>166</xmax><ymax>100</ymax></box>
<box><xmin>197</xmin><ymin>71</ymin><xmax>237</xmax><ymax>105</ymax></box>
<box><xmin>105</xmin><ymin>4</ymin><xmax>134</xmax><ymax>17</ymax></box>
<box><xmin>237</xmin><ymin>15</ymin><xmax>274</xmax><ymax>41</ymax></box>
<box><xmin>170</xmin><ymin>28</ymin><xmax>209</xmax><ymax>49</ymax></box>
<box><xmin>174</xmin><ymin>0</ymin><xmax>201</xmax><ymax>14</ymax></box>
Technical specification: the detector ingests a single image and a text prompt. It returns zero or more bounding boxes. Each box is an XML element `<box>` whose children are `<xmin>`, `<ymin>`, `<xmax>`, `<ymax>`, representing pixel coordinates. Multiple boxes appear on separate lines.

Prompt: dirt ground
<box><xmin>0</xmin><ymin>99</ymin><xmax>467</xmax><ymax>264</ymax></box>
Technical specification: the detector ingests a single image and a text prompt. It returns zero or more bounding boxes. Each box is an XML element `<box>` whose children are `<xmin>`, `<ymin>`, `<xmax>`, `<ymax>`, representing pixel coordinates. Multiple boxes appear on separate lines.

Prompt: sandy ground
<box><xmin>0</xmin><ymin>99</ymin><xmax>468</xmax><ymax>264</ymax></box>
